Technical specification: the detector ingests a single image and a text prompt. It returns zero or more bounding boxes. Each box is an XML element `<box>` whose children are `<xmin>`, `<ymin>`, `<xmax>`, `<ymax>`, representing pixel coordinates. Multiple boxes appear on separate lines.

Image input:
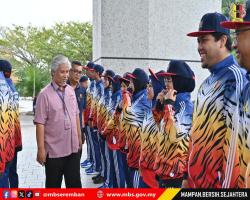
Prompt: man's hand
<box><xmin>156</xmin><ymin>91</ymin><xmax>165</xmax><ymax>103</ymax></box>
<box><xmin>182</xmin><ymin>179</ymin><xmax>189</xmax><ymax>188</ymax></box>
<box><xmin>147</xmin><ymin>85</ymin><xmax>154</xmax><ymax>100</ymax></box>
<box><xmin>37</xmin><ymin>147</ymin><xmax>46</xmax><ymax>166</ymax></box>
<box><xmin>79</xmin><ymin>136</ymin><xmax>83</xmax><ymax>149</ymax></box>
<box><xmin>165</xmin><ymin>89</ymin><xmax>177</xmax><ymax>102</ymax></box>
<box><xmin>36</xmin><ymin>123</ymin><xmax>46</xmax><ymax>166</ymax></box>
<box><xmin>81</xmin><ymin>128</ymin><xmax>86</xmax><ymax>144</ymax></box>
<box><xmin>88</xmin><ymin>120</ymin><xmax>93</xmax><ymax>128</ymax></box>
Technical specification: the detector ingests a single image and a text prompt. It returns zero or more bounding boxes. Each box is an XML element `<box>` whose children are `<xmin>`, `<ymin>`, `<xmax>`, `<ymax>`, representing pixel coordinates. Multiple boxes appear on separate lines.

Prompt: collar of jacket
<box><xmin>132</xmin><ymin>89</ymin><xmax>147</xmax><ymax>103</ymax></box>
<box><xmin>209</xmin><ymin>54</ymin><xmax>236</xmax><ymax>74</ymax></box>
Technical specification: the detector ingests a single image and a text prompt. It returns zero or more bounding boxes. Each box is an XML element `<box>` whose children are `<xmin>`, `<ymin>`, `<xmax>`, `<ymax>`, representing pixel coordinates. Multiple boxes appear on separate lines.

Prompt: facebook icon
<box><xmin>2</xmin><ymin>190</ymin><xmax>10</xmax><ymax>199</ymax></box>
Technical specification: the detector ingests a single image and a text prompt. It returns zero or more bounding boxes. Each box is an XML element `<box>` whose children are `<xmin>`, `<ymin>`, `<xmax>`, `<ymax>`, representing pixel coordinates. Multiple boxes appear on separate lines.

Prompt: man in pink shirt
<box><xmin>34</xmin><ymin>55</ymin><xmax>82</xmax><ymax>188</ymax></box>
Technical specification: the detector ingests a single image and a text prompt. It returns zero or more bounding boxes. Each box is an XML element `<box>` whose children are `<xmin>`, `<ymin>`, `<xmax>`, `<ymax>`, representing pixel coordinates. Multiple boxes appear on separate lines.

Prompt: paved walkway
<box><xmin>17</xmin><ymin>114</ymin><xmax>101</xmax><ymax>188</ymax></box>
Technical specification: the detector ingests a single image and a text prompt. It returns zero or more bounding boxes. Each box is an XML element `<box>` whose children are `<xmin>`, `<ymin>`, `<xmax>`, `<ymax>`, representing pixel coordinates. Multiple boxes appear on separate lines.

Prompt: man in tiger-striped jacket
<box><xmin>97</xmin><ymin>70</ymin><xmax>115</xmax><ymax>135</ymax></box>
<box><xmin>152</xmin><ymin>61</ymin><xmax>195</xmax><ymax>188</ymax></box>
<box><xmin>184</xmin><ymin>12</ymin><xmax>248</xmax><ymax>188</ymax></box>
<box><xmin>100</xmin><ymin>75</ymin><xmax>123</xmax><ymax>188</ymax></box>
<box><xmin>81</xmin><ymin>62</ymin><xmax>95</xmax><ymax>170</ymax></box>
<box><xmin>0</xmin><ymin>60</ymin><xmax>18</xmax><ymax>187</ymax></box>
<box><xmin>85</xmin><ymin>64</ymin><xmax>104</xmax><ymax>176</ymax></box>
<box><xmin>95</xmin><ymin>69</ymin><xmax>115</xmax><ymax>186</ymax></box>
<box><xmin>104</xmin><ymin>75</ymin><xmax>134</xmax><ymax>188</ymax></box>
<box><xmin>121</xmin><ymin>68</ymin><xmax>151</xmax><ymax>188</ymax></box>
<box><xmin>221</xmin><ymin>1</ymin><xmax>250</xmax><ymax>187</ymax></box>
<box><xmin>138</xmin><ymin>70</ymin><xmax>165</xmax><ymax>188</ymax></box>
<box><xmin>5</xmin><ymin>77</ymin><xmax>22</xmax><ymax>188</ymax></box>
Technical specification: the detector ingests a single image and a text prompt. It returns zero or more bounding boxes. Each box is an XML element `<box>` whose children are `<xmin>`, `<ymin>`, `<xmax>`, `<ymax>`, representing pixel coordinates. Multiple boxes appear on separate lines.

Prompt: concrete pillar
<box><xmin>93</xmin><ymin>0</ymin><xmax>222</xmax><ymax>97</ymax></box>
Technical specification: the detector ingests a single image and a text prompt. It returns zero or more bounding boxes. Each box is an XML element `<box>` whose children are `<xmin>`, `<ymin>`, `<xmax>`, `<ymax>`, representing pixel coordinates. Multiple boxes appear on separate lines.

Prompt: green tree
<box><xmin>14</xmin><ymin>65</ymin><xmax>50</xmax><ymax>97</ymax></box>
<box><xmin>0</xmin><ymin>22</ymin><xmax>92</xmax><ymax>97</ymax></box>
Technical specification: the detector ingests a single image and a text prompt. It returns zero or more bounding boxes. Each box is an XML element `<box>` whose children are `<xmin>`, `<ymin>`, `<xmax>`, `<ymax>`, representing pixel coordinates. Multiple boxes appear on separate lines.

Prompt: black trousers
<box><xmin>45</xmin><ymin>152</ymin><xmax>82</xmax><ymax>188</ymax></box>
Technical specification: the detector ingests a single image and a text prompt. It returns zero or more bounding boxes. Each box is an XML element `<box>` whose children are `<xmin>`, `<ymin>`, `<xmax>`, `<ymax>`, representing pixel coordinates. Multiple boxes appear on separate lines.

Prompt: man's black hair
<box><xmin>71</xmin><ymin>60</ymin><xmax>82</xmax><ymax>66</ymax></box>
<box><xmin>211</xmin><ymin>32</ymin><xmax>232</xmax><ymax>52</ymax></box>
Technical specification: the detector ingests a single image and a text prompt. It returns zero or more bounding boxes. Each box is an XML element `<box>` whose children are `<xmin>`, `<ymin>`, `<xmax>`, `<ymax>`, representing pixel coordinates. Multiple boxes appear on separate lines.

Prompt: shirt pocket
<box><xmin>69</xmin><ymin>94</ymin><xmax>78</xmax><ymax>114</ymax></box>
<box><xmin>48</xmin><ymin>96</ymin><xmax>64</xmax><ymax>120</ymax></box>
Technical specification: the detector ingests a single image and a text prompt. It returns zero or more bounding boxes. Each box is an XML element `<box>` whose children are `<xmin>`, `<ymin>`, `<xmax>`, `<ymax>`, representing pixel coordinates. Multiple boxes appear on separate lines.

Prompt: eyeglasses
<box><xmin>233</xmin><ymin>27</ymin><xmax>250</xmax><ymax>36</ymax></box>
<box><xmin>230</xmin><ymin>28</ymin><xmax>250</xmax><ymax>45</ymax></box>
<box><xmin>164</xmin><ymin>77</ymin><xmax>173</xmax><ymax>83</ymax></box>
<box><xmin>70</xmin><ymin>69</ymin><xmax>82</xmax><ymax>75</ymax></box>
<box><xmin>231</xmin><ymin>28</ymin><xmax>250</xmax><ymax>41</ymax></box>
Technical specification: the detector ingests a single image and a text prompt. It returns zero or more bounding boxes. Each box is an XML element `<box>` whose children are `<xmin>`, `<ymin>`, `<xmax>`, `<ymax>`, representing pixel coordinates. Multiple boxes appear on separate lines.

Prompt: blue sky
<box><xmin>0</xmin><ymin>0</ymin><xmax>92</xmax><ymax>27</ymax></box>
